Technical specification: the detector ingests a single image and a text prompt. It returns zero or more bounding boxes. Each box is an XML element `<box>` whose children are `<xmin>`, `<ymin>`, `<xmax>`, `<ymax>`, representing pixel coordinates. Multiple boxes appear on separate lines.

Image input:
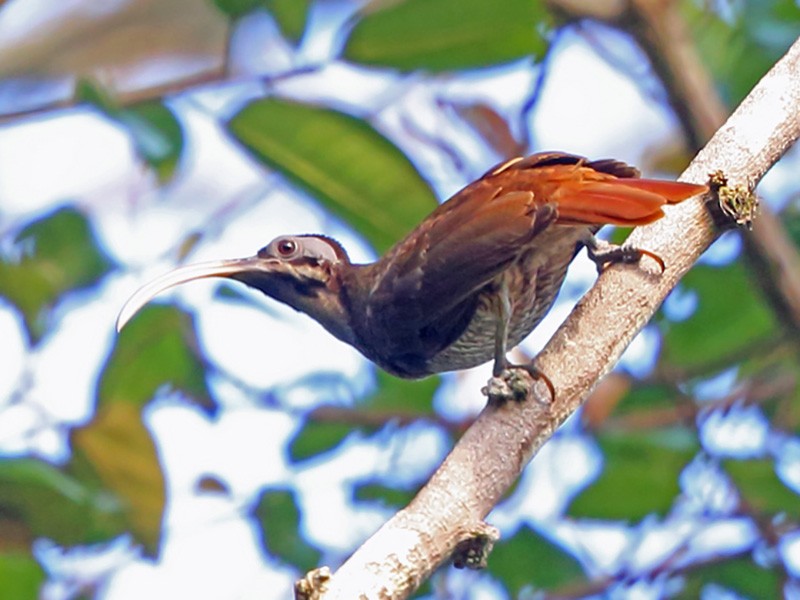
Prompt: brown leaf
<box><xmin>448</xmin><ymin>101</ymin><xmax>526</xmax><ymax>159</ymax></box>
<box><xmin>72</xmin><ymin>403</ymin><xmax>165</xmax><ymax>556</ymax></box>
<box><xmin>581</xmin><ymin>372</ymin><xmax>631</xmax><ymax>429</ymax></box>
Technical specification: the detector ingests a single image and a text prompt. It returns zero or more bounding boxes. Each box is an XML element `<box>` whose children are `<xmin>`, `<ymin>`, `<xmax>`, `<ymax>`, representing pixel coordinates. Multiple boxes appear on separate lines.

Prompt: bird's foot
<box><xmin>586</xmin><ymin>237</ymin><xmax>665</xmax><ymax>274</ymax></box>
<box><xmin>483</xmin><ymin>364</ymin><xmax>555</xmax><ymax>406</ymax></box>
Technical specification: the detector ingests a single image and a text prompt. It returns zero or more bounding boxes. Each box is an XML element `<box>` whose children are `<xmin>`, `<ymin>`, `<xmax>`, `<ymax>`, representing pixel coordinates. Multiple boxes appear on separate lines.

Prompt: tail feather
<box><xmin>614</xmin><ymin>179</ymin><xmax>707</xmax><ymax>204</ymax></box>
<box><xmin>555</xmin><ymin>179</ymin><xmax>706</xmax><ymax>226</ymax></box>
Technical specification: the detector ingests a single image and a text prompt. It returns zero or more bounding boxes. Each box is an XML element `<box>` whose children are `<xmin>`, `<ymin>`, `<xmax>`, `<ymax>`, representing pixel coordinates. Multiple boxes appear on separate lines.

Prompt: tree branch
<box><xmin>312</xmin><ymin>36</ymin><xmax>800</xmax><ymax>600</ymax></box>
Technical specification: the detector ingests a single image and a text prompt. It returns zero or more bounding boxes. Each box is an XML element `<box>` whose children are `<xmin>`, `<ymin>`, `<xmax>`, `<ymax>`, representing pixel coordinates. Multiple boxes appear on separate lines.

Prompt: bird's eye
<box><xmin>276</xmin><ymin>238</ymin><xmax>299</xmax><ymax>257</ymax></box>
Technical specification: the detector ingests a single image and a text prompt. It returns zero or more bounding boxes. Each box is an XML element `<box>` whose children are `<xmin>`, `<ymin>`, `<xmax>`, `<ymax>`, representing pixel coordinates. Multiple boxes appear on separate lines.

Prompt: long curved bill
<box><xmin>116</xmin><ymin>257</ymin><xmax>264</xmax><ymax>332</ymax></box>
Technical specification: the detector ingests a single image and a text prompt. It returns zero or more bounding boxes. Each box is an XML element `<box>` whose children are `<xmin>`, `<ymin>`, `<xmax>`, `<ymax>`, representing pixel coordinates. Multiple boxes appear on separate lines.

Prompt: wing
<box><xmin>360</xmin><ymin>161</ymin><xmax>560</xmax><ymax>361</ymax></box>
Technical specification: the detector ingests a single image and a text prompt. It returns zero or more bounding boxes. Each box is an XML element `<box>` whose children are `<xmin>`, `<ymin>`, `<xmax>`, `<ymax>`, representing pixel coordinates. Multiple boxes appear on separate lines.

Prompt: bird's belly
<box><xmin>424</xmin><ymin>226</ymin><xmax>589</xmax><ymax>374</ymax></box>
<box><xmin>423</xmin><ymin>307</ymin><xmax>503</xmax><ymax>373</ymax></box>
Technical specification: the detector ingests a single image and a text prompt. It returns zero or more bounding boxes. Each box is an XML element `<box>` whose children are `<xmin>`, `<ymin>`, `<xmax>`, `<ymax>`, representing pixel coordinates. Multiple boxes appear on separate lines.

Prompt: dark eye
<box><xmin>276</xmin><ymin>238</ymin><xmax>298</xmax><ymax>257</ymax></box>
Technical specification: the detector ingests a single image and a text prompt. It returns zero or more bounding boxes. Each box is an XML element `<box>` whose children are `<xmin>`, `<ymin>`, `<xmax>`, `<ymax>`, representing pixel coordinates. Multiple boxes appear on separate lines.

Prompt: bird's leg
<box><xmin>484</xmin><ymin>279</ymin><xmax>555</xmax><ymax>405</ymax></box>
<box><xmin>585</xmin><ymin>236</ymin><xmax>665</xmax><ymax>274</ymax></box>
<box><xmin>491</xmin><ymin>278</ymin><xmax>513</xmax><ymax>378</ymax></box>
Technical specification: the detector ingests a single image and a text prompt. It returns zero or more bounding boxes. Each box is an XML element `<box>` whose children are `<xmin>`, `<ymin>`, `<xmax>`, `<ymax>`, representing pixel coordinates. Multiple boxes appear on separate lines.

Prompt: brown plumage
<box><xmin>117</xmin><ymin>152</ymin><xmax>706</xmax><ymax>388</ymax></box>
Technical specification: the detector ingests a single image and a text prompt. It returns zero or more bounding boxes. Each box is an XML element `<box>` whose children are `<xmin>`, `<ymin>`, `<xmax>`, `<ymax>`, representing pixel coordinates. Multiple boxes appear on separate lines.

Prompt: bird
<box><xmin>117</xmin><ymin>151</ymin><xmax>706</xmax><ymax>400</ymax></box>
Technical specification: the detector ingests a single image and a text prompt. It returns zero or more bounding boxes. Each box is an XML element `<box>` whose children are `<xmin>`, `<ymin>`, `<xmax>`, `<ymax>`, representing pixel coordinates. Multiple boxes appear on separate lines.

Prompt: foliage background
<box><xmin>0</xmin><ymin>0</ymin><xmax>799</xmax><ymax>598</ymax></box>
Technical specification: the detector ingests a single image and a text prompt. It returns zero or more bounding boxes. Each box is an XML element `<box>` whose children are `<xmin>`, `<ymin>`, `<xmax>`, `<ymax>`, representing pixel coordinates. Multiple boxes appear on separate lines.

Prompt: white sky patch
<box><xmin>443</xmin><ymin>570</ymin><xmax>510</xmax><ymax>600</ymax></box>
<box><xmin>28</xmin><ymin>289</ymin><xmax>118</xmax><ymax>423</ymax></box>
<box><xmin>373</xmin><ymin>421</ymin><xmax>450</xmax><ymax>487</ymax></box>
<box><xmin>0</xmin><ymin>281</ymin><xmax>123</xmax><ymax>459</ymax></box>
<box><xmin>698</xmin><ymin>230</ymin><xmax>742</xmax><ymax>266</ymax></box>
<box><xmin>0</xmin><ymin>110</ymin><xmax>137</xmax><ymax>217</ymax></box>
<box><xmin>662</xmin><ymin>283</ymin><xmax>699</xmax><ymax>322</ymax></box>
<box><xmin>628</xmin><ymin>517</ymin><xmax>695</xmax><ymax>571</ymax></box>
<box><xmin>95</xmin><ymin>104</ymin><xmax>273</xmax><ymax>266</ymax></box>
<box><xmin>0</xmin><ymin>301</ymin><xmax>26</xmax><ymax>406</ymax></box>
<box><xmin>147</xmin><ymin>400</ymin><xmax>296</xmax><ymax>504</ymax></box>
<box><xmin>678</xmin><ymin>456</ymin><xmax>740</xmax><ymax>516</ymax></box>
<box><xmin>433</xmin><ymin>365</ymin><xmax>494</xmax><ymax>421</ymax></box>
<box><xmin>781</xmin><ymin>530</ymin><xmax>800</xmax><ymax>578</ymax></box>
<box><xmin>699</xmin><ymin>406</ymin><xmax>770</xmax><ymax>458</ymax></box>
<box><xmin>689</xmin><ymin>519</ymin><xmax>758</xmax><ymax>557</ymax></box>
<box><xmin>759</xmin><ymin>142</ymin><xmax>800</xmax><ymax>210</ymax></box>
<box><xmin>776</xmin><ymin>437</ymin><xmax>800</xmax><ymax>494</ymax></box>
<box><xmin>109</xmin><ymin>514</ymin><xmax>295</xmax><ymax>600</ymax></box>
<box><xmin>101</xmin><ymin>205</ymin><xmax>196</xmax><ymax>267</ymax></box>
<box><xmin>228</xmin><ymin>11</ymin><xmax>295</xmax><ymax>76</ymax></box>
<box><xmin>532</xmin><ymin>30</ymin><xmax>676</xmax><ymax>162</ymax></box>
<box><xmin>35</xmin><ymin>536</ymin><xmax>139</xmax><ymax>600</ymax></box>
<box><xmin>618</xmin><ymin>325</ymin><xmax>660</xmax><ymax>378</ymax></box>
<box><xmin>692</xmin><ymin>367</ymin><xmax>740</xmax><ymax>402</ymax></box>
<box><xmin>151</xmin><ymin>101</ymin><xmax>268</xmax><ymax>213</ymax></box>
<box><xmin>198</xmin><ymin>301</ymin><xmax>364</xmax><ymax>389</ymax></box>
<box><xmin>554</xmin><ymin>519</ymin><xmax>631</xmax><ymax>575</ymax></box>
<box><xmin>294</xmin><ymin>435</ymin><xmax>391</xmax><ymax>551</ymax></box>
<box><xmin>490</xmin><ymin>433</ymin><xmax>601</xmax><ymax>529</ymax></box>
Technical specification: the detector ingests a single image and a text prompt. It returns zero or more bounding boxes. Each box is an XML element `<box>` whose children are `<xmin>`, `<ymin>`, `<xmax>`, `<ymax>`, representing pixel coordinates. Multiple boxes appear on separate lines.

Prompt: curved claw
<box><xmin>516</xmin><ymin>363</ymin><xmax>556</xmax><ymax>403</ymax></box>
<box><xmin>634</xmin><ymin>248</ymin><xmax>666</xmax><ymax>273</ymax></box>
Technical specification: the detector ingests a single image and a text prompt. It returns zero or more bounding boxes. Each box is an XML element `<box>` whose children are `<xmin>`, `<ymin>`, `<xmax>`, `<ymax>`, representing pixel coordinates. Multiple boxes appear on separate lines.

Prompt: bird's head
<box><xmin>117</xmin><ymin>234</ymin><xmax>357</xmax><ymax>344</ymax></box>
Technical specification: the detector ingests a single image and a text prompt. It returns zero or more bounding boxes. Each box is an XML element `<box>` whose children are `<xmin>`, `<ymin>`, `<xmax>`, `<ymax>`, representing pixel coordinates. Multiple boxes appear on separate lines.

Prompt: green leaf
<box><xmin>213</xmin><ymin>0</ymin><xmax>311</xmax><ymax>39</ymax></box>
<box><xmin>675</xmin><ymin>556</ymin><xmax>782</xmax><ymax>599</ymax></box>
<box><xmin>487</xmin><ymin>525</ymin><xmax>585</xmax><ymax>593</ymax></box>
<box><xmin>119</xmin><ymin>102</ymin><xmax>184</xmax><ymax>182</ymax></box>
<box><xmin>99</xmin><ymin>304</ymin><xmax>213</xmax><ymax>411</ymax></box>
<box><xmin>264</xmin><ymin>0</ymin><xmax>311</xmax><ymax>42</ymax></box>
<box><xmin>569</xmin><ymin>430</ymin><xmax>698</xmax><ymax>520</ymax></box>
<box><xmin>353</xmin><ymin>481</ymin><xmax>415</xmax><ymax>509</ymax></box>
<box><xmin>365</xmin><ymin>370</ymin><xmax>440</xmax><ymax>412</ymax></box>
<box><xmin>724</xmin><ymin>458</ymin><xmax>800</xmax><ymax>519</ymax></box>
<box><xmin>70</xmin><ymin>402</ymin><xmax>166</xmax><ymax>556</ymax></box>
<box><xmin>75</xmin><ymin>78</ymin><xmax>112</xmax><ymax>108</ymax></box>
<box><xmin>228</xmin><ymin>98</ymin><xmax>438</xmax><ymax>253</ymax></box>
<box><xmin>77</xmin><ymin>80</ymin><xmax>183</xmax><ymax>181</ymax></box>
<box><xmin>288</xmin><ymin>419</ymin><xmax>354</xmax><ymax>463</ymax></box>
<box><xmin>253</xmin><ymin>488</ymin><xmax>321</xmax><ymax>571</ymax></box>
<box><xmin>0</xmin><ymin>552</ymin><xmax>45</xmax><ymax>600</ymax></box>
<box><xmin>612</xmin><ymin>382</ymin><xmax>677</xmax><ymax>418</ymax></box>
<box><xmin>658</xmin><ymin>263</ymin><xmax>777</xmax><ymax>371</ymax></box>
<box><xmin>213</xmin><ymin>0</ymin><xmax>262</xmax><ymax>18</ymax></box>
<box><xmin>0</xmin><ymin>458</ymin><xmax>127</xmax><ymax>549</ymax></box>
<box><xmin>683</xmin><ymin>0</ymin><xmax>800</xmax><ymax>106</ymax></box>
<box><xmin>0</xmin><ymin>206</ymin><xmax>113</xmax><ymax>343</ymax></box>
<box><xmin>783</xmin><ymin>202</ymin><xmax>800</xmax><ymax>251</ymax></box>
<box><xmin>344</xmin><ymin>0</ymin><xmax>550</xmax><ymax>72</ymax></box>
